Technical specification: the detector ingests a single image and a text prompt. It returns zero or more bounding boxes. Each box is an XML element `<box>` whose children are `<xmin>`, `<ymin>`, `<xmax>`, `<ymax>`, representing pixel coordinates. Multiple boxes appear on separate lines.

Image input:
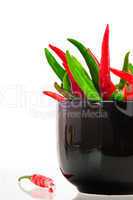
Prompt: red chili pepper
<box><xmin>111</xmin><ymin>68</ymin><xmax>133</xmax><ymax>100</ymax></box>
<box><xmin>110</xmin><ymin>68</ymin><xmax>133</xmax><ymax>84</ymax></box>
<box><xmin>43</xmin><ymin>91</ymin><xmax>65</xmax><ymax>102</ymax></box>
<box><xmin>122</xmin><ymin>85</ymin><xmax>133</xmax><ymax>100</ymax></box>
<box><xmin>18</xmin><ymin>174</ymin><xmax>55</xmax><ymax>193</ymax></box>
<box><xmin>126</xmin><ymin>94</ymin><xmax>133</xmax><ymax>100</ymax></box>
<box><xmin>99</xmin><ymin>24</ymin><xmax>115</xmax><ymax>100</ymax></box>
<box><xmin>49</xmin><ymin>44</ymin><xmax>66</xmax><ymax>63</ymax></box>
<box><xmin>49</xmin><ymin>44</ymin><xmax>83</xmax><ymax>96</ymax></box>
<box><xmin>127</xmin><ymin>84</ymin><xmax>133</xmax><ymax>100</ymax></box>
<box><xmin>111</xmin><ymin>68</ymin><xmax>133</xmax><ymax>101</ymax></box>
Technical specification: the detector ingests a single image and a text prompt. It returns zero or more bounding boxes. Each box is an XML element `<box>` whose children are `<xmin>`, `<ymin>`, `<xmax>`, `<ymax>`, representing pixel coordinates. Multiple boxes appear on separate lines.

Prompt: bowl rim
<box><xmin>59</xmin><ymin>99</ymin><xmax>133</xmax><ymax>104</ymax></box>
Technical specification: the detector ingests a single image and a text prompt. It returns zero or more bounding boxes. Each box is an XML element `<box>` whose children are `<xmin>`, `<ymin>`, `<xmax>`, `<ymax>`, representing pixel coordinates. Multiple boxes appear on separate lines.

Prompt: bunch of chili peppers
<box><xmin>43</xmin><ymin>24</ymin><xmax>133</xmax><ymax>102</ymax></box>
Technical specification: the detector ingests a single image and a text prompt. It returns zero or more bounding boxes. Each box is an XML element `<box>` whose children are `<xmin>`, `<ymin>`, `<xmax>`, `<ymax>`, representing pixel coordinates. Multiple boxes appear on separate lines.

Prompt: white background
<box><xmin>1</xmin><ymin>0</ymin><xmax>133</xmax><ymax>199</ymax></box>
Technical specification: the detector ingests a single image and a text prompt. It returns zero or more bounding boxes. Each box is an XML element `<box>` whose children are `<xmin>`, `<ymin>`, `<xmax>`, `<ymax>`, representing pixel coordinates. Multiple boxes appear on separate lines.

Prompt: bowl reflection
<box><xmin>73</xmin><ymin>192</ymin><xmax>133</xmax><ymax>200</ymax></box>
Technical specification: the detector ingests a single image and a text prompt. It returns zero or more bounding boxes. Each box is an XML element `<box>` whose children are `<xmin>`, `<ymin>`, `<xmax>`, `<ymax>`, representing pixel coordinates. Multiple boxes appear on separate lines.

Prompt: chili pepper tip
<box><xmin>49</xmin><ymin>44</ymin><xmax>55</xmax><ymax>49</ymax></box>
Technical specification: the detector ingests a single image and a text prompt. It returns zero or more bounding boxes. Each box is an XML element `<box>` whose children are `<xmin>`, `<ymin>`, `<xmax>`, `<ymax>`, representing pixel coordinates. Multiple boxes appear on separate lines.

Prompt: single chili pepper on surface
<box><xmin>68</xmin><ymin>38</ymin><xmax>99</xmax><ymax>91</ymax></box>
<box><xmin>49</xmin><ymin>44</ymin><xmax>83</xmax><ymax>95</ymax></box>
<box><xmin>18</xmin><ymin>174</ymin><xmax>55</xmax><ymax>193</ymax></box>
<box><xmin>99</xmin><ymin>24</ymin><xmax>115</xmax><ymax>100</ymax></box>
<box><xmin>118</xmin><ymin>52</ymin><xmax>130</xmax><ymax>89</ymax></box>
<box><xmin>43</xmin><ymin>91</ymin><xmax>65</xmax><ymax>102</ymax></box>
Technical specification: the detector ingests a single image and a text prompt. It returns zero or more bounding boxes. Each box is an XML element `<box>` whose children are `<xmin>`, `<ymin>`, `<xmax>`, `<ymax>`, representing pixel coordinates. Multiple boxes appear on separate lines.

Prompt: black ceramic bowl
<box><xmin>57</xmin><ymin>100</ymin><xmax>133</xmax><ymax>195</ymax></box>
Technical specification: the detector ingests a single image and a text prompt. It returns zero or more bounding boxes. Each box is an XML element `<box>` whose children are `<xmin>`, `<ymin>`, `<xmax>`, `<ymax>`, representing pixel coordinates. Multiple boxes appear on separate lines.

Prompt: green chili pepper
<box><xmin>110</xmin><ymin>90</ymin><xmax>124</xmax><ymax>101</ymax></box>
<box><xmin>63</xmin><ymin>72</ymin><xmax>71</xmax><ymax>92</ymax></box>
<box><xmin>128</xmin><ymin>63</ymin><xmax>133</xmax><ymax>74</ymax></box>
<box><xmin>115</xmin><ymin>91</ymin><xmax>124</xmax><ymax>101</ymax></box>
<box><xmin>44</xmin><ymin>48</ymin><xmax>65</xmax><ymax>81</ymax></box>
<box><xmin>54</xmin><ymin>82</ymin><xmax>74</xmax><ymax>99</ymax></box>
<box><xmin>67</xmin><ymin>38</ymin><xmax>99</xmax><ymax>91</ymax></box>
<box><xmin>118</xmin><ymin>51</ymin><xmax>130</xmax><ymax>89</ymax></box>
<box><xmin>66</xmin><ymin>51</ymin><xmax>101</xmax><ymax>101</ymax></box>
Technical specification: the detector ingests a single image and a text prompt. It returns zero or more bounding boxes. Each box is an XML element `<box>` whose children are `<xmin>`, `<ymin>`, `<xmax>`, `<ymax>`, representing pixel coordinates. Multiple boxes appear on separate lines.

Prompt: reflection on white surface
<box><xmin>1</xmin><ymin>170</ymin><xmax>133</xmax><ymax>200</ymax></box>
<box><xmin>73</xmin><ymin>192</ymin><xmax>133</xmax><ymax>200</ymax></box>
<box><xmin>18</xmin><ymin>182</ymin><xmax>55</xmax><ymax>200</ymax></box>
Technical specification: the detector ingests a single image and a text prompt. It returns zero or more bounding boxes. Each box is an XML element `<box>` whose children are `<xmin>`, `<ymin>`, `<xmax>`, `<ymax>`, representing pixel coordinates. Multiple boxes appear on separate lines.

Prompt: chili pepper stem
<box><xmin>18</xmin><ymin>175</ymin><xmax>32</xmax><ymax>182</ymax></box>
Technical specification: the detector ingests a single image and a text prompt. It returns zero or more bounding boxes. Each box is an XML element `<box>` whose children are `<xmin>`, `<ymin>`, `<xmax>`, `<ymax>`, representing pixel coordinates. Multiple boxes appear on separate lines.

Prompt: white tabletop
<box><xmin>1</xmin><ymin>169</ymin><xmax>133</xmax><ymax>200</ymax></box>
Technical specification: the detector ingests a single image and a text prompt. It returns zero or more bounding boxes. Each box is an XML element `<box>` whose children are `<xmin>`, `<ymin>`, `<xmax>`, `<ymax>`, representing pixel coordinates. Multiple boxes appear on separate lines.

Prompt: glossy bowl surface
<box><xmin>58</xmin><ymin>100</ymin><xmax>133</xmax><ymax>195</ymax></box>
